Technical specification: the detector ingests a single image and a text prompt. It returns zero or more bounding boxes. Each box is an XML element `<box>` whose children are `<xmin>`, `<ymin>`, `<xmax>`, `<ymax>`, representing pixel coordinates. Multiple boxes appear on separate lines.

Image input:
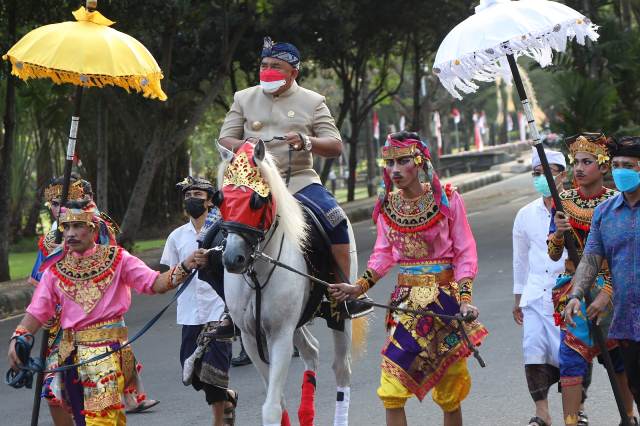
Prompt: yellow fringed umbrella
<box><xmin>3</xmin><ymin>5</ymin><xmax>167</xmax><ymax>100</ymax></box>
<box><xmin>2</xmin><ymin>2</ymin><xmax>167</xmax><ymax>214</ymax></box>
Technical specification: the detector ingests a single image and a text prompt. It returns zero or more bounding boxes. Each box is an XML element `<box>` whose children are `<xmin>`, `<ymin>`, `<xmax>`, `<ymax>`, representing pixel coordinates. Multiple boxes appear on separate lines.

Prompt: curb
<box><xmin>0</xmin><ymin>283</ymin><xmax>34</xmax><ymax>319</ymax></box>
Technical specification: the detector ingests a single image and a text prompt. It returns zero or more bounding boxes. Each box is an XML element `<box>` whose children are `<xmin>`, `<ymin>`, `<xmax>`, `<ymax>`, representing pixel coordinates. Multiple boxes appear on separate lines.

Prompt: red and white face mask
<box><xmin>259</xmin><ymin>69</ymin><xmax>288</xmax><ymax>93</ymax></box>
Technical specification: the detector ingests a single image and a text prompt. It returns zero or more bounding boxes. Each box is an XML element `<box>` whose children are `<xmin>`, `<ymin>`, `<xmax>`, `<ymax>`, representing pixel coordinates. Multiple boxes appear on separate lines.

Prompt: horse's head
<box><xmin>215</xmin><ymin>140</ymin><xmax>276</xmax><ymax>273</ymax></box>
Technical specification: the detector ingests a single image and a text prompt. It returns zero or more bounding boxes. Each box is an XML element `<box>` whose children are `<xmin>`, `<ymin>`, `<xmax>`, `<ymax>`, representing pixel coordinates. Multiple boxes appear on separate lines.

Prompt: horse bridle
<box><xmin>221</xmin><ymin>213</ymin><xmax>282</xmax><ymax>365</ymax></box>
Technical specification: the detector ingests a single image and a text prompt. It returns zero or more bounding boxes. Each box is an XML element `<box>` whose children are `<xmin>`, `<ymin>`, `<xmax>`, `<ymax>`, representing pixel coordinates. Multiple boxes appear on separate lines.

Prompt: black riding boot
<box><xmin>231</xmin><ymin>339</ymin><xmax>252</xmax><ymax>367</ymax></box>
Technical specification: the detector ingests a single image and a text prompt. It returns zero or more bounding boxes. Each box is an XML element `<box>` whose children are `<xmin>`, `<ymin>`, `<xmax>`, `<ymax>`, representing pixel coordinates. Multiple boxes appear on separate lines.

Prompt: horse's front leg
<box><xmin>262</xmin><ymin>329</ymin><xmax>295</xmax><ymax>426</ymax></box>
<box><xmin>332</xmin><ymin>321</ymin><xmax>352</xmax><ymax>426</ymax></box>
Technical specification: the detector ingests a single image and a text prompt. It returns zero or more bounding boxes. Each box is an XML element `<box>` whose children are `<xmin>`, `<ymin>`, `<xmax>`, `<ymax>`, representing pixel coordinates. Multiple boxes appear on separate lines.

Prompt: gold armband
<box><xmin>601</xmin><ymin>283</ymin><xmax>613</xmax><ymax>299</ymax></box>
<box><xmin>358</xmin><ymin>269</ymin><xmax>379</xmax><ymax>293</ymax></box>
<box><xmin>168</xmin><ymin>262</ymin><xmax>191</xmax><ymax>289</ymax></box>
<box><xmin>547</xmin><ymin>234</ymin><xmax>565</xmax><ymax>258</ymax></box>
<box><xmin>354</xmin><ymin>278</ymin><xmax>370</xmax><ymax>295</ymax></box>
<box><xmin>458</xmin><ymin>278</ymin><xmax>473</xmax><ymax>304</ymax></box>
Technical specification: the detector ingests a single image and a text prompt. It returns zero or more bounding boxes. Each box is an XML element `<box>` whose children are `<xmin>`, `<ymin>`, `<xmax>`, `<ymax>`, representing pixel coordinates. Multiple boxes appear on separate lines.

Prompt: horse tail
<box><xmin>351</xmin><ymin>315</ymin><xmax>369</xmax><ymax>359</ymax></box>
<box><xmin>345</xmin><ymin>219</ymin><xmax>369</xmax><ymax>358</ymax></box>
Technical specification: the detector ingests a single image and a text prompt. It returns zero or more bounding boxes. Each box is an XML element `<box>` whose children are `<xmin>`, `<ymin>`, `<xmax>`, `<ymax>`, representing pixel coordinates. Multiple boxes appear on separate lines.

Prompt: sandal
<box><xmin>223</xmin><ymin>389</ymin><xmax>238</xmax><ymax>426</ymax></box>
<box><xmin>528</xmin><ymin>416</ymin><xmax>549</xmax><ymax>426</ymax></box>
<box><xmin>577</xmin><ymin>410</ymin><xmax>589</xmax><ymax>426</ymax></box>
<box><xmin>620</xmin><ymin>416</ymin><xmax>639</xmax><ymax>426</ymax></box>
<box><xmin>126</xmin><ymin>399</ymin><xmax>160</xmax><ymax>414</ymax></box>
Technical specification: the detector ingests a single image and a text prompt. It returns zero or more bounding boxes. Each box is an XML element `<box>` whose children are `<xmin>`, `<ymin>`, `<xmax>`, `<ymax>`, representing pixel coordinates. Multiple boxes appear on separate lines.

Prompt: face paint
<box><xmin>260</xmin><ymin>69</ymin><xmax>288</xmax><ymax>93</ymax></box>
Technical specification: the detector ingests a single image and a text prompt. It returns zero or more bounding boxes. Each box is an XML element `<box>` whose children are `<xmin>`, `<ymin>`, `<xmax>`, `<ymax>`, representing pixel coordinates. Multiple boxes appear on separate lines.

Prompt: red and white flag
<box><xmin>451</xmin><ymin>108</ymin><xmax>461</xmax><ymax>125</ymax></box>
<box><xmin>473</xmin><ymin>112</ymin><xmax>484</xmax><ymax>152</ymax></box>
<box><xmin>433</xmin><ymin>111</ymin><xmax>443</xmax><ymax>156</ymax></box>
<box><xmin>373</xmin><ymin>111</ymin><xmax>380</xmax><ymax>141</ymax></box>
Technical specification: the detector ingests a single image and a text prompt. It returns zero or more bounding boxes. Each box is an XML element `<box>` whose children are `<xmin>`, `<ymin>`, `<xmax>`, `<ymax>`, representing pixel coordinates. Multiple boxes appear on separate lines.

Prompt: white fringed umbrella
<box><xmin>433</xmin><ymin>2</ymin><xmax>629</xmax><ymax>424</ymax></box>
<box><xmin>433</xmin><ymin>0</ymin><xmax>597</xmax><ymax>99</ymax></box>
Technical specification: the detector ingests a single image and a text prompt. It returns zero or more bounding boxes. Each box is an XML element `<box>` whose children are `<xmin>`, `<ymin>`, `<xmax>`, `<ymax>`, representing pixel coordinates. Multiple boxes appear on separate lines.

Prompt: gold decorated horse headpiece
<box><xmin>222</xmin><ymin>144</ymin><xmax>270</xmax><ymax>197</ymax></box>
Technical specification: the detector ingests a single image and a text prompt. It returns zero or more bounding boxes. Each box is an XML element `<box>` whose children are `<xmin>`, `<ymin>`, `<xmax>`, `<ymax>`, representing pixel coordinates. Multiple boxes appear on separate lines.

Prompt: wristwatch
<box><xmin>302</xmin><ymin>134</ymin><xmax>312</xmax><ymax>152</ymax></box>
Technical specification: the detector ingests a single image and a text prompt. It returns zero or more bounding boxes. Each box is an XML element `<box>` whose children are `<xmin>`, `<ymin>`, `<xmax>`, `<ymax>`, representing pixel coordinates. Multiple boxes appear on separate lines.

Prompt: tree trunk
<box><xmin>117</xmin><ymin>136</ymin><xmax>162</xmax><ymax>248</ymax></box>
<box><xmin>411</xmin><ymin>37</ymin><xmax>422</xmax><ymax>132</ymax></box>
<box><xmin>347</xmin><ymin>133</ymin><xmax>359</xmax><ymax>202</ymax></box>
<box><xmin>96</xmin><ymin>95</ymin><xmax>109</xmax><ymax>211</ymax></box>
<box><xmin>0</xmin><ymin>0</ymin><xmax>17</xmax><ymax>281</ymax></box>
<box><xmin>499</xmin><ymin>81</ymin><xmax>509</xmax><ymax>144</ymax></box>
<box><xmin>364</xmin><ymin>112</ymin><xmax>377</xmax><ymax>197</ymax></box>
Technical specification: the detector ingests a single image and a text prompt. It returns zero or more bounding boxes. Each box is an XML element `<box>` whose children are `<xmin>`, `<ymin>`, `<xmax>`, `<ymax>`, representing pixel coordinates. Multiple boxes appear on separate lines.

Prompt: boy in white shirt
<box><xmin>161</xmin><ymin>177</ymin><xmax>237</xmax><ymax>426</ymax></box>
<box><xmin>512</xmin><ymin>149</ymin><xmax>568</xmax><ymax>426</ymax></box>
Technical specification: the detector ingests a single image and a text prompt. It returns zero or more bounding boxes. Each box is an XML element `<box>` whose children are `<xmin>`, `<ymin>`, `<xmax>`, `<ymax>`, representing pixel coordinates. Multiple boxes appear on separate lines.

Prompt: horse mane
<box><xmin>256</xmin><ymin>151</ymin><xmax>309</xmax><ymax>251</ymax></box>
<box><xmin>217</xmin><ymin>147</ymin><xmax>308</xmax><ymax>252</ymax></box>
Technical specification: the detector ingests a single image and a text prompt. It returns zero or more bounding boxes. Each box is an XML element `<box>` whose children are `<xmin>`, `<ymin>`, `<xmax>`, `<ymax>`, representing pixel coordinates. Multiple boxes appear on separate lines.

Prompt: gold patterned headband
<box><xmin>381</xmin><ymin>143</ymin><xmax>420</xmax><ymax>160</ymax></box>
<box><xmin>567</xmin><ymin>135</ymin><xmax>610</xmax><ymax>165</ymax></box>
<box><xmin>222</xmin><ymin>151</ymin><xmax>270</xmax><ymax>197</ymax></box>
<box><xmin>58</xmin><ymin>210</ymin><xmax>95</xmax><ymax>225</ymax></box>
<box><xmin>44</xmin><ymin>180</ymin><xmax>84</xmax><ymax>203</ymax></box>
<box><xmin>58</xmin><ymin>201</ymin><xmax>99</xmax><ymax>227</ymax></box>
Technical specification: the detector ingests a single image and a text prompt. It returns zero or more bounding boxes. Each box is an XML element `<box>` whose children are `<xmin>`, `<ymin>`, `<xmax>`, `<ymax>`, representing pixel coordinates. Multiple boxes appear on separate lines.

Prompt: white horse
<box><xmin>216</xmin><ymin>140</ymin><xmax>362</xmax><ymax>426</ymax></box>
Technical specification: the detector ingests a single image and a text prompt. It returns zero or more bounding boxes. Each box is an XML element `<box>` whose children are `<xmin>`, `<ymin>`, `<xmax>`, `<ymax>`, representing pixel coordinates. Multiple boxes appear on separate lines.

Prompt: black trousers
<box><xmin>619</xmin><ymin>340</ymin><xmax>640</xmax><ymax>407</ymax></box>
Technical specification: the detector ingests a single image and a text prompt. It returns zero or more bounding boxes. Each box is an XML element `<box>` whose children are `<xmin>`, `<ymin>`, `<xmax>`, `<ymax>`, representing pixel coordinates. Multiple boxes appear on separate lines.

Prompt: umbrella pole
<box><xmin>30</xmin><ymin>330</ymin><xmax>49</xmax><ymax>426</ymax></box>
<box><xmin>55</xmin><ymin>86</ymin><xmax>84</xmax><ymax>244</ymax></box>
<box><xmin>506</xmin><ymin>53</ymin><xmax>630</xmax><ymax>426</ymax></box>
<box><xmin>33</xmin><ymin>86</ymin><xmax>83</xmax><ymax>425</ymax></box>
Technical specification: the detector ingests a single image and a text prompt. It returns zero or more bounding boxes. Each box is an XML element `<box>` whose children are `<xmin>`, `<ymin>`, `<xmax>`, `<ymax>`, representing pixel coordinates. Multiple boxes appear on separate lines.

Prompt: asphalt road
<box><xmin>0</xmin><ymin>173</ymin><xmax>623</xmax><ymax>425</ymax></box>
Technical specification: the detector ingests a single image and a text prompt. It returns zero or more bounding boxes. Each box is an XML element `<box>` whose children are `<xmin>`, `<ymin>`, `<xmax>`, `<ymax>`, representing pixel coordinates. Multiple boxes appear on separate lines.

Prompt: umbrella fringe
<box><xmin>433</xmin><ymin>17</ymin><xmax>599</xmax><ymax>100</ymax></box>
<box><xmin>3</xmin><ymin>57</ymin><xmax>167</xmax><ymax>101</ymax></box>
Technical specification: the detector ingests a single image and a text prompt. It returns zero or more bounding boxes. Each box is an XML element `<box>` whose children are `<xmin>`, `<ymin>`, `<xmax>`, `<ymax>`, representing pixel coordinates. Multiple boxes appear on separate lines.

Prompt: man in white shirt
<box><xmin>161</xmin><ymin>177</ymin><xmax>237</xmax><ymax>426</ymax></box>
<box><xmin>512</xmin><ymin>149</ymin><xmax>567</xmax><ymax>426</ymax></box>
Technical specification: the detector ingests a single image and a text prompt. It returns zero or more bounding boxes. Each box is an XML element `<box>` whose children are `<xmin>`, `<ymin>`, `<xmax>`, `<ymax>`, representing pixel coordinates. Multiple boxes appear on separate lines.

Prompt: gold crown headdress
<box><xmin>566</xmin><ymin>133</ymin><xmax>610</xmax><ymax>165</ymax></box>
<box><xmin>222</xmin><ymin>151</ymin><xmax>270</xmax><ymax>197</ymax></box>
<box><xmin>58</xmin><ymin>201</ymin><xmax>99</xmax><ymax>227</ymax></box>
<box><xmin>44</xmin><ymin>180</ymin><xmax>85</xmax><ymax>203</ymax></box>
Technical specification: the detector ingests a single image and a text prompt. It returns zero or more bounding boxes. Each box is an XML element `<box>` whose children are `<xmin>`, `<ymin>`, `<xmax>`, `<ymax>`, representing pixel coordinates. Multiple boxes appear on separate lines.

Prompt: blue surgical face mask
<box><xmin>612</xmin><ymin>168</ymin><xmax>640</xmax><ymax>192</ymax></box>
<box><xmin>533</xmin><ymin>175</ymin><xmax>552</xmax><ymax>198</ymax></box>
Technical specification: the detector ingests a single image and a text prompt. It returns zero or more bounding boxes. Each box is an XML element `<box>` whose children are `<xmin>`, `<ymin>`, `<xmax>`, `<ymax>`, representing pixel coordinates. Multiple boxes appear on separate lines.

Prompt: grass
<box><xmin>7</xmin><ymin>238</ymin><xmax>167</xmax><ymax>281</ymax></box>
<box><xmin>9</xmin><ymin>251</ymin><xmax>38</xmax><ymax>281</ymax></box>
<box><xmin>332</xmin><ymin>185</ymin><xmax>371</xmax><ymax>203</ymax></box>
<box><xmin>131</xmin><ymin>238</ymin><xmax>166</xmax><ymax>253</ymax></box>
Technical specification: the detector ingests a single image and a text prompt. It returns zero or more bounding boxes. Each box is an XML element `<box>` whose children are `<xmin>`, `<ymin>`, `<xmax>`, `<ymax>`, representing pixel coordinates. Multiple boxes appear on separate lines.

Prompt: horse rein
<box><xmin>262</xmin><ymin>135</ymin><xmax>293</xmax><ymax>187</ymax></box>
<box><xmin>252</xmin><ymin>250</ymin><xmax>487</xmax><ymax>368</ymax></box>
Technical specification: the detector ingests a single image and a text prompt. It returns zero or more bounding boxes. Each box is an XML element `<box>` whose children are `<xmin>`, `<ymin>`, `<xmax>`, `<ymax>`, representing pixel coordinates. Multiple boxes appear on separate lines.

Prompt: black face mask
<box><xmin>184</xmin><ymin>197</ymin><xmax>207</xmax><ymax>218</ymax></box>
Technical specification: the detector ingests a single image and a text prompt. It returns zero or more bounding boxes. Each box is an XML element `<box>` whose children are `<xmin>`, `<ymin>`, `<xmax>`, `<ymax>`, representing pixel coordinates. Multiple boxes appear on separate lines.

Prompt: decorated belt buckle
<box><xmin>398</xmin><ymin>274</ymin><xmax>439</xmax><ymax>308</ymax></box>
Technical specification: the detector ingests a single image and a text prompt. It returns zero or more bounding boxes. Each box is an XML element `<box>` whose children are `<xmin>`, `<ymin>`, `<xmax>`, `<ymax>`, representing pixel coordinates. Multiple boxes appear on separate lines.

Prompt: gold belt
<box><xmin>59</xmin><ymin>326</ymin><xmax>128</xmax><ymax>362</ymax></box>
<box><xmin>62</xmin><ymin>327</ymin><xmax>128</xmax><ymax>344</ymax></box>
<box><xmin>397</xmin><ymin>270</ymin><xmax>454</xmax><ymax>288</ymax></box>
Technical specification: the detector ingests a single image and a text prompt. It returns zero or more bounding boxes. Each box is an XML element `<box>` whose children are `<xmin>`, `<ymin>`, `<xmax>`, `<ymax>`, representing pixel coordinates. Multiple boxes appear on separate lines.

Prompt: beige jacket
<box><xmin>219</xmin><ymin>81</ymin><xmax>342</xmax><ymax>194</ymax></box>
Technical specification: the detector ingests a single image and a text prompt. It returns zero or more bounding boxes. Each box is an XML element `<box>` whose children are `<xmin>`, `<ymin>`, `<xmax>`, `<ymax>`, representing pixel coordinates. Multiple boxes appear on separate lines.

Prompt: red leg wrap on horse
<box><xmin>281</xmin><ymin>409</ymin><xmax>291</xmax><ymax>426</ymax></box>
<box><xmin>298</xmin><ymin>370</ymin><xmax>316</xmax><ymax>426</ymax></box>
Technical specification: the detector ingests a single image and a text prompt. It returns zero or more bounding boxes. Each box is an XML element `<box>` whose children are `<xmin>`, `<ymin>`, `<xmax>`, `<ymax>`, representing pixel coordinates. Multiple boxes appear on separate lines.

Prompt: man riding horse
<box><xmin>209</xmin><ymin>36</ymin><xmax>370</xmax><ymax>337</ymax></box>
